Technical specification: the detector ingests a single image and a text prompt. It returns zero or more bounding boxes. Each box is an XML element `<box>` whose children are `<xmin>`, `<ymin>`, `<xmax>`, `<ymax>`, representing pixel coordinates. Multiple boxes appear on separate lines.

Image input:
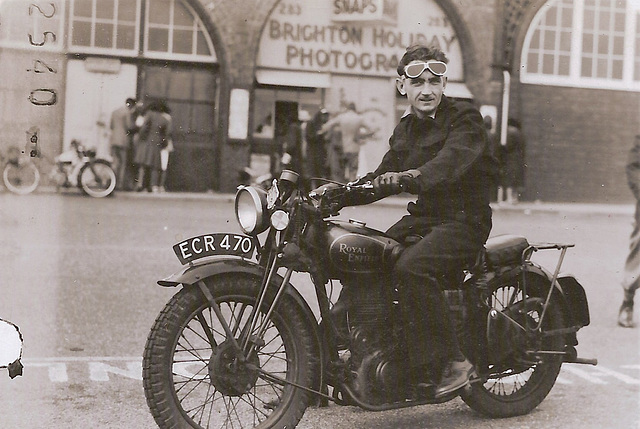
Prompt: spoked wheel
<box><xmin>2</xmin><ymin>159</ymin><xmax>40</xmax><ymax>195</ymax></box>
<box><xmin>79</xmin><ymin>160</ymin><xmax>116</xmax><ymax>197</ymax></box>
<box><xmin>143</xmin><ymin>274</ymin><xmax>319</xmax><ymax>429</ymax></box>
<box><xmin>462</xmin><ymin>274</ymin><xmax>565</xmax><ymax>417</ymax></box>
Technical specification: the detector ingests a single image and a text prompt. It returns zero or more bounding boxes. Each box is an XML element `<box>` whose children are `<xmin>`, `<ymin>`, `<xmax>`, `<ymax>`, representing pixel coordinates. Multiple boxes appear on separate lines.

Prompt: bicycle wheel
<box><xmin>79</xmin><ymin>160</ymin><xmax>116</xmax><ymax>198</ymax></box>
<box><xmin>2</xmin><ymin>160</ymin><xmax>40</xmax><ymax>195</ymax></box>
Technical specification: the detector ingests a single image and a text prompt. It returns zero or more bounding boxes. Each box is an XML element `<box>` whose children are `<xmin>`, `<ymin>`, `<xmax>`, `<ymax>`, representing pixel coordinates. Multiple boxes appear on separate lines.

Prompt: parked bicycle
<box><xmin>2</xmin><ymin>140</ymin><xmax>117</xmax><ymax>198</ymax></box>
<box><xmin>1</xmin><ymin>146</ymin><xmax>42</xmax><ymax>195</ymax></box>
<box><xmin>49</xmin><ymin>139</ymin><xmax>116</xmax><ymax>198</ymax></box>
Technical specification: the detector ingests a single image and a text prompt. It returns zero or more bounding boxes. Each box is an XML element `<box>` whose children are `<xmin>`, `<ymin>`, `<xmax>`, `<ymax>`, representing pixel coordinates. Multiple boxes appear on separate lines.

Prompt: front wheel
<box><xmin>3</xmin><ymin>159</ymin><xmax>40</xmax><ymax>195</ymax></box>
<box><xmin>462</xmin><ymin>273</ymin><xmax>565</xmax><ymax>417</ymax></box>
<box><xmin>143</xmin><ymin>274</ymin><xmax>319</xmax><ymax>429</ymax></box>
<box><xmin>79</xmin><ymin>160</ymin><xmax>116</xmax><ymax>197</ymax></box>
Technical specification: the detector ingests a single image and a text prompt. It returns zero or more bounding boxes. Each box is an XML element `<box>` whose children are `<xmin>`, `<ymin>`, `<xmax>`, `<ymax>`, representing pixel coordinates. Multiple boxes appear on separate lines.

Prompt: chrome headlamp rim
<box><xmin>234</xmin><ymin>185</ymin><xmax>269</xmax><ymax>235</ymax></box>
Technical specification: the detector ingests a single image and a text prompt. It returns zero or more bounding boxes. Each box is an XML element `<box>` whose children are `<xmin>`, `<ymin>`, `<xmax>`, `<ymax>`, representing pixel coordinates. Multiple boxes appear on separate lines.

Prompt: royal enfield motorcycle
<box><xmin>143</xmin><ymin>169</ymin><xmax>596</xmax><ymax>429</ymax></box>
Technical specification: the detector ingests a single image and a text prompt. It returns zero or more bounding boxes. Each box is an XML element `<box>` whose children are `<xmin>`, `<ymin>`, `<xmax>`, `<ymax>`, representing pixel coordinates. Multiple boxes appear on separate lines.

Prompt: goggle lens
<box><xmin>404</xmin><ymin>61</ymin><xmax>447</xmax><ymax>78</ymax></box>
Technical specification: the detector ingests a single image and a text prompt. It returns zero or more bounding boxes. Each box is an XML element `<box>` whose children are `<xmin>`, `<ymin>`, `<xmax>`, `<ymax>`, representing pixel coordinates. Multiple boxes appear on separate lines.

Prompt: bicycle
<box><xmin>1</xmin><ymin>146</ymin><xmax>41</xmax><ymax>195</ymax></box>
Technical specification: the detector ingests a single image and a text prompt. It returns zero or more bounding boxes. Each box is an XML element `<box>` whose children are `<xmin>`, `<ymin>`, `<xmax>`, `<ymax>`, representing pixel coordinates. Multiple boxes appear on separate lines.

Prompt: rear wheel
<box><xmin>3</xmin><ymin>159</ymin><xmax>39</xmax><ymax>195</ymax></box>
<box><xmin>462</xmin><ymin>274</ymin><xmax>565</xmax><ymax>417</ymax></box>
<box><xmin>79</xmin><ymin>160</ymin><xmax>116</xmax><ymax>197</ymax></box>
<box><xmin>143</xmin><ymin>274</ymin><xmax>319</xmax><ymax>429</ymax></box>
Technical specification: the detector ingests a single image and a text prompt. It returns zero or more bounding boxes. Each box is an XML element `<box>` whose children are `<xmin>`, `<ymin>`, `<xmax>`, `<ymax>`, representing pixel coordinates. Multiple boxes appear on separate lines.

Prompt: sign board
<box><xmin>257</xmin><ymin>0</ymin><xmax>463</xmax><ymax>80</ymax></box>
<box><xmin>331</xmin><ymin>0</ymin><xmax>398</xmax><ymax>25</ymax></box>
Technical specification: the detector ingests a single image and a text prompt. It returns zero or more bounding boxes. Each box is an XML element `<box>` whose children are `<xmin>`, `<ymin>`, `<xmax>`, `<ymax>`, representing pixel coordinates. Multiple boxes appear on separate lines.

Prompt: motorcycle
<box><xmin>50</xmin><ymin>139</ymin><xmax>116</xmax><ymax>198</ymax></box>
<box><xmin>143</xmin><ymin>169</ymin><xmax>596</xmax><ymax>429</ymax></box>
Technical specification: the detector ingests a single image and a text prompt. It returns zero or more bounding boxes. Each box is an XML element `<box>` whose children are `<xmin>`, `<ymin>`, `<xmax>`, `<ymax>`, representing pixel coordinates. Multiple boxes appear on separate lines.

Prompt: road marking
<box><xmin>561</xmin><ymin>365</ymin><xmax>640</xmax><ymax>385</ymax></box>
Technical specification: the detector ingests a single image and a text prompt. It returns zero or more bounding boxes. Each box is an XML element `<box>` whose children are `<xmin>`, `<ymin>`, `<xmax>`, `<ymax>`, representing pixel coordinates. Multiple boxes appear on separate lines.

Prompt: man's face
<box><xmin>396</xmin><ymin>60</ymin><xmax>447</xmax><ymax>119</ymax></box>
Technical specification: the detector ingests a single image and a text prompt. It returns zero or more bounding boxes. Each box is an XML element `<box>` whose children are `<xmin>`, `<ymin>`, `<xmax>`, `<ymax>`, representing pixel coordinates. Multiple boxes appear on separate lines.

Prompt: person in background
<box><xmin>305</xmin><ymin>108</ymin><xmax>330</xmax><ymax>179</ymax></box>
<box><xmin>109</xmin><ymin>97</ymin><xmax>136</xmax><ymax>190</ymax></box>
<box><xmin>500</xmin><ymin>118</ymin><xmax>525</xmax><ymax>204</ymax></box>
<box><xmin>483</xmin><ymin>114</ymin><xmax>503</xmax><ymax>202</ymax></box>
<box><xmin>320</xmin><ymin>102</ymin><xmax>374</xmax><ymax>182</ymax></box>
<box><xmin>158</xmin><ymin>100</ymin><xmax>173</xmax><ymax>193</ymax></box>
<box><xmin>619</xmin><ymin>135</ymin><xmax>640</xmax><ymax>328</ymax></box>
<box><xmin>133</xmin><ymin>100</ymin><xmax>170</xmax><ymax>192</ymax></box>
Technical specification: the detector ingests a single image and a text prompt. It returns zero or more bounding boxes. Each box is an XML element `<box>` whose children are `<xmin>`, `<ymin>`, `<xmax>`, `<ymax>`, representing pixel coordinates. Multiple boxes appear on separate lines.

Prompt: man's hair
<box><xmin>396</xmin><ymin>44</ymin><xmax>449</xmax><ymax>76</ymax></box>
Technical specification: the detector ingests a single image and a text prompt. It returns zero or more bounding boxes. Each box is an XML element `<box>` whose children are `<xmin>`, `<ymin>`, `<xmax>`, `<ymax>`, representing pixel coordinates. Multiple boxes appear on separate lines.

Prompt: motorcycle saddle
<box><xmin>484</xmin><ymin>234</ymin><xmax>530</xmax><ymax>267</ymax></box>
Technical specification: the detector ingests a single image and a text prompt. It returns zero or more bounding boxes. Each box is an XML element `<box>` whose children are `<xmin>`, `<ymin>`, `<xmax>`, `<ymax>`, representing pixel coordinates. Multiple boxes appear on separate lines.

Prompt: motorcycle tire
<box><xmin>143</xmin><ymin>274</ymin><xmax>319</xmax><ymax>429</ymax></box>
<box><xmin>2</xmin><ymin>160</ymin><xmax>39</xmax><ymax>195</ymax></box>
<box><xmin>461</xmin><ymin>273</ymin><xmax>565</xmax><ymax>417</ymax></box>
<box><xmin>79</xmin><ymin>160</ymin><xmax>116</xmax><ymax>198</ymax></box>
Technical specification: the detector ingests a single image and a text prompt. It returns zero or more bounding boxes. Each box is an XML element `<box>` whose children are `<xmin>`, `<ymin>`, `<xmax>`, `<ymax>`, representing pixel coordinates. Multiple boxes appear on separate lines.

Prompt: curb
<box><xmin>6</xmin><ymin>186</ymin><xmax>635</xmax><ymax>216</ymax></box>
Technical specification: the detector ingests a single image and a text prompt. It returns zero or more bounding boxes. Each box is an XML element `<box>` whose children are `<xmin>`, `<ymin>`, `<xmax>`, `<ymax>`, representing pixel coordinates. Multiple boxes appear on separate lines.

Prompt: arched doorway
<box><xmin>63</xmin><ymin>0</ymin><xmax>220</xmax><ymax>192</ymax></box>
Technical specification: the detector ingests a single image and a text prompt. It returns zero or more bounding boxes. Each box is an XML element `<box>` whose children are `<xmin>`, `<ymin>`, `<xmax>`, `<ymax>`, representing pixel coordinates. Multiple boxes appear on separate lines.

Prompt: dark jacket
<box><xmin>368</xmin><ymin>96</ymin><xmax>498</xmax><ymax>231</ymax></box>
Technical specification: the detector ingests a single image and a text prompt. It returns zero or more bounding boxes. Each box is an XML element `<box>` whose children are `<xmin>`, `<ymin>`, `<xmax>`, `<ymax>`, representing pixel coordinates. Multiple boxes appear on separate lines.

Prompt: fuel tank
<box><xmin>325</xmin><ymin>220</ymin><xmax>402</xmax><ymax>274</ymax></box>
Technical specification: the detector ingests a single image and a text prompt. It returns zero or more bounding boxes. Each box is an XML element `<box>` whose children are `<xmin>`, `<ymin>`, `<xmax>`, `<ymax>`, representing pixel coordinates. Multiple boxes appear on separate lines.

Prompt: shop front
<box><xmin>252</xmin><ymin>0</ymin><xmax>474</xmax><ymax>182</ymax></box>
<box><xmin>0</xmin><ymin>0</ymin><xmax>222</xmax><ymax>192</ymax></box>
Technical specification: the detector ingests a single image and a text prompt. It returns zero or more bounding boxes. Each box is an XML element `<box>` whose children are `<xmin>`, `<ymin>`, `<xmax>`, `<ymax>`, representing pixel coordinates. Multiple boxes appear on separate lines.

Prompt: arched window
<box><xmin>67</xmin><ymin>0</ymin><xmax>216</xmax><ymax>62</ymax></box>
<box><xmin>521</xmin><ymin>0</ymin><xmax>640</xmax><ymax>91</ymax></box>
<box><xmin>144</xmin><ymin>0</ymin><xmax>216</xmax><ymax>62</ymax></box>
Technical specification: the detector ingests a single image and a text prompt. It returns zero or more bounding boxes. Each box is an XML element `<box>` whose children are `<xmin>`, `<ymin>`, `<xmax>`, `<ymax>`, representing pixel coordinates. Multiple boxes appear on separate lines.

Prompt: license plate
<box><xmin>173</xmin><ymin>233</ymin><xmax>258</xmax><ymax>265</ymax></box>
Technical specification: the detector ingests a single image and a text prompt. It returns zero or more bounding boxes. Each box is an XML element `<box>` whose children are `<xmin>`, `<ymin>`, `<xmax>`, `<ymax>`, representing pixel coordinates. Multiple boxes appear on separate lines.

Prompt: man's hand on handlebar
<box><xmin>372</xmin><ymin>170</ymin><xmax>421</xmax><ymax>196</ymax></box>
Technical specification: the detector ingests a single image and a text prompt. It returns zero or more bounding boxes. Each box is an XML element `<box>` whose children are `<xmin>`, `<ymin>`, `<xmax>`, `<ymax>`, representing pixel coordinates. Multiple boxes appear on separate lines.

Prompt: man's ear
<box><xmin>395</xmin><ymin>77</ymin><xmax>406</xmax><ymax>96</ymax></box>
<box><xmin>442</xmin><ymin>76</ymin><xmax>448</xmax><ymax>90</ymax></box>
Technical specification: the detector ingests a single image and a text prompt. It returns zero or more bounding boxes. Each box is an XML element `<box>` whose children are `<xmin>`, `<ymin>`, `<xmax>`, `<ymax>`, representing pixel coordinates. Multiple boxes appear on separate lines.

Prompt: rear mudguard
<box><xmin>157</xmin><ymin>257</ymin><xmax>324</xmax><ymax>391</ymax></box>
<box><xmin>490</xmin><ymin>263</ymin><xmax>590</xmax><ymax>330</ymax></box>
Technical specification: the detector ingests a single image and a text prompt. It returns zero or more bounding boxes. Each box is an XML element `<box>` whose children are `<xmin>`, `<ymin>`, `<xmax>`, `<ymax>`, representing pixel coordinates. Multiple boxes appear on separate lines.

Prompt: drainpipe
<box><xmin>500</xmin><ymin>69</ymin><xmax>511</xmax><ymax>146</ymax></box>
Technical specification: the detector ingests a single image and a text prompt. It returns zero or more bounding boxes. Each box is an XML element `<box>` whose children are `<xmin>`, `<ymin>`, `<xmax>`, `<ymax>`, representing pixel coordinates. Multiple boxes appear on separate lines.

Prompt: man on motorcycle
<box><xmin>353</xmin><ymin>44</ymin><xmax>498</xmax><ymax>398</ymax></box>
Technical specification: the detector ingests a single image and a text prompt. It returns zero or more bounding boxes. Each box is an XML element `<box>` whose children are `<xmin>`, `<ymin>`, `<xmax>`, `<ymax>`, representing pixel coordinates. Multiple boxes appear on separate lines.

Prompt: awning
<box><xmin>445</xmin><ymin>82</ymin><xmax>474</xmax><ymax>99</ymax></box>
<box><xmin>256</xmin><ymin>69</ymin><xmax>332</xmax><ymax>88</ymax></box>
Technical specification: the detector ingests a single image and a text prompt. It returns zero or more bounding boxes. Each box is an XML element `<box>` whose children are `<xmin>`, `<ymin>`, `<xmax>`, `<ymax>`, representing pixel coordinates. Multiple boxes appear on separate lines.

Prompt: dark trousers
<box><xmin>386</xmin><ymin>215</ymin><xmax>489</xmax><ymax>369</ymax></box>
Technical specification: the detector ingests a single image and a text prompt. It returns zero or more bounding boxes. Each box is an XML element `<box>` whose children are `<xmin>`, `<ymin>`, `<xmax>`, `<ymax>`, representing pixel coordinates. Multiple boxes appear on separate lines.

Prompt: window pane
<box><xmin>613</xmin><ymin>36</ymin><xmax>624</xmax><ymax>55</ymax></box>
<box><xmin>196</xmin><ymin>31</ymin><xmax>211</xmax><ymax>55</ymax></box>
<box><xmin>558</xmin><ymin>55</ymin><xmax>570</xmax><ymax>75</ymax></box>
<box><xmin>542</xmin><ymin>54</ymin><xmax>555</xmax><ymax>74</ymax></box>
<box><xmin>612</xmin><ymin>59</ymin><xmax>623</xmax><ymax>79</ymax></box>
<box><xmin>119</xmin><ymin>0</ymin><xmax>137</xmax><ymax>21</ymax></box>
<box><xmin>599</xmin><ymin>11</ymin><xmax>610</xmax><ymax>30</ymax></box>
<box><xmin>527</xmin><ymin>53</ymin><xmax>539</xmax><ymax>73</ymax></box>
<box><xmin>174</xmin><ymin>2</ymin><xmax>192</xmax><ymax>27</ymax></box>
<box><xmin>544</xmin><ymin>30</ymin><xmax>556</xmax><ymax>50</ymax></box>
<box><xmin>117</xmin><ymin>25</ymin><xmax>136</xmax><ymax>49</ymax></box>
<box><xmin>149</xmin><ymin>0</ymin><xmax>171</xmax><ymax>24</ymax></box>
<box><xmin>530</xmin><ymin>29</ymin><xmax>540</xmax><ymax>49</ymax></box>
<box><xmin>74</xmin><ymin>0</ymin><xmax>93</xmax><ymax>18</ymax></box>
<box><xmin>583</xmin><ymin>33</ymin><xmax>594</xmax><ymax>53</ymax></box>
<box><xmin>560</xmin><ymin>31</ymin><xmax>571</xmax><ymax>51</ymax></box>
<box><xmin>597</xmin><ymin>58</ymin><xmax>608</xmax><ymax>78</ymax></box>
<box><xmin>72</xmin><ymin>21</ymin><xmax>92</xmax><ymax>46</ymax></box>
<box><xmin>597</xmin><ymin>34</ymin><xmax>609</xmax><ymax>54</ymax></box>
<box><xmin>581</xmin><ymin>57</ymin><xmax>593</xmax><ymax>77</ymax></box>
<box><xmin>95</xmin><ymin>23</ymin><xmax>114</xmax><ymax>48</ymax></box>
<box><xmin>583</xmin><ymin>9</ymin><xmax>595</xmax><ymax>30</ymax></box>
<box><xmin>96</xmin><ymin>0</ymin><xmax>114</xmax><ymax>19</ymax></box>
<box><xmin>148</xmin><ymin>28</ymin><xmax>169</xmax><ymax>51</ymax></box>
<box><xmin>173</xmin><ymin>29</ymin><xmax>192</xmax><ymax>54</ymax></box>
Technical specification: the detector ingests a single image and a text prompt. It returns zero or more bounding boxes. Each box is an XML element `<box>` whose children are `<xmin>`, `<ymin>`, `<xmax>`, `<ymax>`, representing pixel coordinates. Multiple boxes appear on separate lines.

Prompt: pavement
<box><xmin>9</xmin><ymin>186</ymin><xmax>637</xmax><ymax>216</ymax></box>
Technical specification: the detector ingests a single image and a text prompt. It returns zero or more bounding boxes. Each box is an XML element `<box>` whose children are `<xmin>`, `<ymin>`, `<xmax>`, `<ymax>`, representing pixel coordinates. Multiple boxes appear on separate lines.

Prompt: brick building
<box><xmin>0</xmin><ymin>0</ymin><xmax>638</xmax><ymax>202</ymax></box>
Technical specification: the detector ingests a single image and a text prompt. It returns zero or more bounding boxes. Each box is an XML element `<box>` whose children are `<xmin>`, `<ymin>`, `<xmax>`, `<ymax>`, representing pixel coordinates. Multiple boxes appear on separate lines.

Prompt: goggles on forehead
<box><xmin>403</xmin><ymin>61</ymin><xmax>448</xmax><ymax>78</ymax></box>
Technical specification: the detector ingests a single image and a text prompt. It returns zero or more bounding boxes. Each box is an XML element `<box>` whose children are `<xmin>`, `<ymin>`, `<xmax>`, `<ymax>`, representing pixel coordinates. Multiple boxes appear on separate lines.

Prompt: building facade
<box><xmin>0</xmin><ymin>0</ymin><xmax>638</xmax><ymax>202</ymax></box>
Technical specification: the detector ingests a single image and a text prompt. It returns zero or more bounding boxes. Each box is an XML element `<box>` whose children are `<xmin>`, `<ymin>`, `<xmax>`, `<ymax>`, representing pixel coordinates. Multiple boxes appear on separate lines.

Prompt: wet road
<box><xmin>0</xmin><ymin>191</ymin><xmax>638</xmax><ymax>428</ymax></box>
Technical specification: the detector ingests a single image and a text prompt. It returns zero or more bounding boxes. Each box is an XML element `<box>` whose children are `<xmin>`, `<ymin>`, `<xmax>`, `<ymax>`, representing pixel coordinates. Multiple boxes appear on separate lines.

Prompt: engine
<box><xmin>340</xmin><ymin>278</ymin><xmax>410</xmax><ymax>404</ymax></box>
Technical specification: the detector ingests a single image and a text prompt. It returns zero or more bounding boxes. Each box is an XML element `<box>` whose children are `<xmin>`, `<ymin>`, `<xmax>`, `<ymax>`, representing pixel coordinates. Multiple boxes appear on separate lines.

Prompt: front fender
<box><xmin>157</xmin><ymin>256</ymin><xmax>324</xmax><ymax>397</ymax></box>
